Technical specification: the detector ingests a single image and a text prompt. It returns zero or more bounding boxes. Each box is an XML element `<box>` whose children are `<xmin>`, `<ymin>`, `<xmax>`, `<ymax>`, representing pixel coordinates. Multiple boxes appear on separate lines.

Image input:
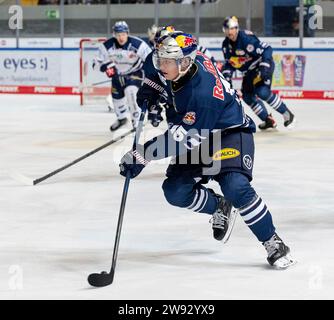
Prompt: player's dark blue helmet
<box><xmin>154</xmin><ymin>25</ymin><xmax>176</xmax><ymax>45</ymax></box>
<box><xmin>113</xmin><ymin>21</ymin><xmax>129</xmax><ymax>34</ymax></box>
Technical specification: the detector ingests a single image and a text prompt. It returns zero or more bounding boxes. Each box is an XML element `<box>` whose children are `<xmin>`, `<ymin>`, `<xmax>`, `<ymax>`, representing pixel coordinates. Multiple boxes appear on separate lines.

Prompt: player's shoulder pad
<box><xmin>239</xmin><ymin>30</ymin><xmax>259</xmax><ymax>52</ymax></box>
<box><xmin>128</xmin><ymin>36</ymin><xmax>146</xmax><ymax>49</ymax></box>
<box><xmin>243</xmin><ymin>29</ymin><xmax>254</xmax><ymax>36</ymax></box>
<box><xmin>103</xmin><ymin>37</ymin><xmax>117</xmax><ymax>50</ymax></box>
<box><xmin>239</xmin><ymin>29</ymin><xmax>257</xmax><ymax>41</ymax></box>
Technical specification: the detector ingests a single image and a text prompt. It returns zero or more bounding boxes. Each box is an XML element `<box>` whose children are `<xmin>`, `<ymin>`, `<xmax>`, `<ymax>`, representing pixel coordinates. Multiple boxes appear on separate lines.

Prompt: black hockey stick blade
<box><xmin>87</xmin><ymin>269</ymin><xmax>114</xmax><ymax>287</ymax></box>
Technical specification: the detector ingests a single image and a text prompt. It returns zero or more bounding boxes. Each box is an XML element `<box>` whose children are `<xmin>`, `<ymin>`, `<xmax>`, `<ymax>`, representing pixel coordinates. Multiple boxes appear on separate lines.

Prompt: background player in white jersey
<box><xmin>95</xmin><ymin>21</ymin><xmax>152</xmax><ymax>130</ymax></box>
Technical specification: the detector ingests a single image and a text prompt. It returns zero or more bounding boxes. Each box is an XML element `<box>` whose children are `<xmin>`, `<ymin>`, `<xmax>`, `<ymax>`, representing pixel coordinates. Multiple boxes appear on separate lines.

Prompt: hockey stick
<box><xmin>9</xmin><ymin>128</ymin><xmax>135</xmax><ymax>186</ymax></box>
<box><xmin>91</xmin><ymin>79</ymin><xmax>112</xmax><ymax>87</ymax></box>
<box><xmin>87</xmin><ymin>103</ymin><xmax>147</xmax><ymax>288</ymax></box>
<box><xmin>92</xmin><ymin>75</ymin><xmax>144</xmax><ymax>87</ymax></box>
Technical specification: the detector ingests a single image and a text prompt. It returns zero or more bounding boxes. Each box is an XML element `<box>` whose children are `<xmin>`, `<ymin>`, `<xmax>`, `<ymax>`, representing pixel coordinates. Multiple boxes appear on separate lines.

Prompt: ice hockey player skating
<box><xmin>120</xmin><ymin>32</ymin><xmax>296</xmax><ymax>269</ymax></box>
<box><xmin>94</xmin><ymin>21</ymin><xmax>151</xmax><ymax>131</ymax></box>
<box><xmin>222</xmin><ymin>16</ymin><xmax>296</xmax><ymax>130</ymax></box>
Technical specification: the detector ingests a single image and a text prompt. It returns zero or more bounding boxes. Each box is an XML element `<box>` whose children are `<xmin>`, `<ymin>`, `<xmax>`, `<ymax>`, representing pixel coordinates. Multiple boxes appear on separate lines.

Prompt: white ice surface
<box><xmin>0</xmin><ymin>94</ymin><xmax>334</xmax><ymax>300</ymax></box>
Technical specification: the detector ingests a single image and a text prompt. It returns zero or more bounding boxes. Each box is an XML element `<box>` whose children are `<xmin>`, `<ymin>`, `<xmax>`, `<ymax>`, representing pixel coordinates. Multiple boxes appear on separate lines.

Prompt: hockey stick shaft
<box><xmin>32</xmin><ymin>128</ymin><xmax>135</xmax><ymax>185</ymax></box>
<box><xmin>91</xmin><ymin>79</ymin><xmax>112</xmax><ymax>86</ymax></box>
<box><xmin>92</xmin><ymin>75</ymin><xmax>143</xmax><ymax>87</ymax></box>
<box><xmin>108</xmin><ymin>104</ymin><xmax>147</xmax><ymax>276</ymax></box>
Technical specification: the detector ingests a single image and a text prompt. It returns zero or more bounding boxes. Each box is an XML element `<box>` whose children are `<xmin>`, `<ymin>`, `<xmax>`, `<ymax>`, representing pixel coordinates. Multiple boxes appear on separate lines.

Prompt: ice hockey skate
<box><xmin>110</xmin><ymin>118</ymin><xmax>128</xmax><ymax>131</ymax></box>
<box><xmin>263</xmin><ymin>233</ymin><xmax>297</xmax><ymax>269</ymax></box>
<box><xmin>210</xmin><ymin>194</ymin><xmax>237</xmax><ymax>243</ymax></box>
<box><xmin>284</xmin><ymin>110</ymin><xmax>296</xmax><ymax>128</ymax></box>
<box><xmin>258</xmin><ymin>114</ymin><xmax>277</xmax><ymax>130</ymax></box>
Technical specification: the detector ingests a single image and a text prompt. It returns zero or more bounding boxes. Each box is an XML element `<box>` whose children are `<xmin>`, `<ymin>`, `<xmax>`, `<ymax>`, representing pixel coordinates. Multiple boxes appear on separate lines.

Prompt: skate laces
<box><xmin>263</xmin><ymin>235</ymin><xmax>282</xmax><ymax>256</ymax></box>
<box><xmin>210</xmin><ymin>210</ymin><xmax>229</xmax><ymax>229</ymax></box>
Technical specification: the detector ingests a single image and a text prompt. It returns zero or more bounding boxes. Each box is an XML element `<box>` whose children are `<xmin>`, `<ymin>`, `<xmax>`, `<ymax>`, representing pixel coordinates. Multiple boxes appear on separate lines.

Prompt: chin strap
<box><xmin>172</xmin><ymin>60</ymin><xmax>193</xmax><ymax>82</ymax></box>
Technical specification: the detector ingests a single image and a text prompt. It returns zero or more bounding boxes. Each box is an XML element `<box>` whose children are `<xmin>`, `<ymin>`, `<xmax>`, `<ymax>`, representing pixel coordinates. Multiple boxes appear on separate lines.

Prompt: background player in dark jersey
<box><xmin>120</xmin><ymin>32</ymin><xmax>296</xmax><ymax>269</ymax></box>
<box><xmin>222</xmin><ymin>16</ymin><xmax>296</xmax><ymax>130</ymax></box>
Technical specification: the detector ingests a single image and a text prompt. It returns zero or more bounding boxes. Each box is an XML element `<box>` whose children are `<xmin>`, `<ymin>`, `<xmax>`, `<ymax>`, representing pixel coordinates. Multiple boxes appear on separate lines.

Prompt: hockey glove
<box><xmin>119</xmin><ymin>146</ymin><xmax>149</xmax><ymax>179</ymax></box>
<box><xmin>105</xmin><ymin>63</ymin><xmax>117</xmax><ymax>78</ymax></box>
<box><xmin>258</xmin><ymin>62</ymin><xmax>272</xmax><ymax>85</ymax></box>
<box><xmin>222</xmin><ymin>69</ymin><xmax>233</xmax><ymax>86</ymax></box>
<box><xmin>148</xmin><ymin>103</ymin><xmax>164</xmax><ymax>127</ymax></box>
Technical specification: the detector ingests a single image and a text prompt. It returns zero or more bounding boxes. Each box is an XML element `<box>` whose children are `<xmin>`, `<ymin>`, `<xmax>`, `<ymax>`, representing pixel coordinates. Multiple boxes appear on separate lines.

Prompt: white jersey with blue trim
<box><xmin>96</xmin><ymin>36</ymin><xmax>152</xmax><ymax>76</ymax></box>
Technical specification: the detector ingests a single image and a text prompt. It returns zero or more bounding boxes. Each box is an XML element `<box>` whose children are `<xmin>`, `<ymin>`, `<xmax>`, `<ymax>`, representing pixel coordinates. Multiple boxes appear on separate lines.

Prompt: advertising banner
<box><xmin>0</xmin><ymin>51</ymin><xmax>61</xmax><ymax>86</ymax></box>
<box><xmin>272</xmin><ymin>54</ymin><xmax>306</xmax><ymax>88</ymax></box>
<box><xmin>0</xmin><ymin>50</ymin><xmax>79</xmax><ymax>86</ymax></box>
<box><xmin>0</xmin><ymin>44</ymin><xmax>333</xmax><ymax>99</ymax></box>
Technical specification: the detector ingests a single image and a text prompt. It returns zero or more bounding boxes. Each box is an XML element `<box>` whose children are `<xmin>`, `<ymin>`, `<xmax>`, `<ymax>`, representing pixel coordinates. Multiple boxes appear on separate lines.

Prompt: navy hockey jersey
<box><xmin>143</xmin><ymin>51</ymin><xmax>256</xmax><ymax>161</ymax></box>
<box><xmin>222</xmin><ymin>30</ymin><xmax>273</xmax><ymax>73</ymax></box>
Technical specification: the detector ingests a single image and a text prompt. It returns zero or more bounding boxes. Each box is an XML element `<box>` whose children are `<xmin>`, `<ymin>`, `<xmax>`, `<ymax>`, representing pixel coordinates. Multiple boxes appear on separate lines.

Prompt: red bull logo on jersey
<box><xmin>183</xmin><ymin>112</ymin><xmax>196</xmax><ymax>125</ymax></box>
<box><xmin>235</xmin><ymin>50</ymin><xmax>245</xmax><ymax>56</ymax></box>
<box><xmin>197</xmin><ymin>50</ymin><xmax>225</xmax><ymax>101</ymax></box>
<box><xmin>229</xmin><ymin>56</ymin><xmax>252</xmax><ymax>69</ymax></box>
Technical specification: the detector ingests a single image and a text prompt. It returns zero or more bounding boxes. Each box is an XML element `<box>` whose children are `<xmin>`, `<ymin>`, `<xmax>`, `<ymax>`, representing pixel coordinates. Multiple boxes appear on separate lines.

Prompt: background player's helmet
<box><xmin>113</xmin><ymin>21</ymin><xmax>129</xmax><ymax>34</ymax></box>
<box><xmin>148</xmin><ymin>24</ymin><xmax>158</xmax><ymax>42</ymax></box>
<box><xmin>222</xmin><ymin>16</ymin><xmax>239</xmax><ymax>32</ymax></box>
<box><xmin>154</xmin><ymin>25</ymin><xmax>176</xmax><ymax>45</ymax></box>
<box><xmin>153</xmin><ymin>32</ymin><xmax>197</xmax><ymax>80</ymax></box>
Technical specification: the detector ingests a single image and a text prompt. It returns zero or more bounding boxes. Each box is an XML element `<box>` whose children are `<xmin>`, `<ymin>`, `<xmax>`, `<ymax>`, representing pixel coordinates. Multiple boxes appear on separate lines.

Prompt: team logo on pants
<box><xmin>213</xmin><ymin>148</ymin><xmax>240</xmax><ymax>161</ymax></box>
<box><xmin>243</xmin><ymin>155</ymin><xmax>253</xmax><ymax>169</ymax></box>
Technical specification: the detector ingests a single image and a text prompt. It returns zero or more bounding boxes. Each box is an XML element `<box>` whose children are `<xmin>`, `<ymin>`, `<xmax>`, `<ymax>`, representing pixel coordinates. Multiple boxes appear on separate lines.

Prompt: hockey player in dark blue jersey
<box><xmin>138</xmin><ymin>26</ymin><xmax>218</xmax><ymax>128</ymax></box>
<box><xmin>222</xmin><ymin>16</ymin><xmax>296</xmax><ymax>130</ymax></box>
<box><xmin>120</xmin><ymin>32</ymin><xmax>296</xmax><ymax>268</ymax></box>
<box><xmin>94</xmin><ymin>21</ymin><xmax>151</xmax><ymax>131</ymax></box>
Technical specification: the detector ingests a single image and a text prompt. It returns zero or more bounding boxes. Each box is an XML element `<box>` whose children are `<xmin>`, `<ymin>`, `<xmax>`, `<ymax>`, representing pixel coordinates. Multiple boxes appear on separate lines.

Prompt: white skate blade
<box><xmin>222</xmin><ymin>208</ymin><xmax>238</xmax><ymax>244</ymax></box>
<box><xmin>285</xmin><ymin>118</ymin><xmax>297</xmax><ymax>130</ymax></box>
<box><xmin>8</xmin><ymin>171</ymin><xmax>35</xmax><ymax>186</ymax></box>
<box><xmin>272</xmin><ymin>253</ymin><xmax>297</xmax><ymax>269</ymax></box>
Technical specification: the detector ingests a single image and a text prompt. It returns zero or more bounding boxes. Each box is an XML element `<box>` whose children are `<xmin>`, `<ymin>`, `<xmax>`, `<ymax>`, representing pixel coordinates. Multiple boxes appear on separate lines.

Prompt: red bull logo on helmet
<box><xmin>175</xmin><ymin>34</ymin><xmax>196</xmax><ymax>49</ymax></box>
<box><xmin>165</xmin><ymin>26</ymin><xmax>175</xmax><ymax>33</ymax></box>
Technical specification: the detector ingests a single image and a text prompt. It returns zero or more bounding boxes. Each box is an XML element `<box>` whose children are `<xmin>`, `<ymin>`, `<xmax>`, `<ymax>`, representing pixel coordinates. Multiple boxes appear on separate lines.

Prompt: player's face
<box><xmin>225</xmin><ymin>27</ymin><xmax>238</xmax><ymax>42</ymax></box>
<box><xmin>115</xmin><ymin>32</ymin><xmax>128</xmax><ymax>46</ymax></box>
<box><xmin>158</xmin><ymin>58</ymin><xmax>179</xmax><ymax>80</ymax></box>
